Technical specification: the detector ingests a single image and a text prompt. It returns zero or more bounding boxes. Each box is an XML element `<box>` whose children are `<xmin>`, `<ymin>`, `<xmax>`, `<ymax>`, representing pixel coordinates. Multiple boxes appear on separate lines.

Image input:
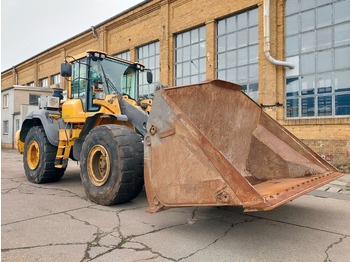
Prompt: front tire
<box><xmin>23</xmin><ymin>126</ymin><xmax>65</xmax><ymax>183</ymax></box>
<box><xmin>80</xmin><ymin>125</ymin><xmax>144</xmax><ymax>205</ymax></box>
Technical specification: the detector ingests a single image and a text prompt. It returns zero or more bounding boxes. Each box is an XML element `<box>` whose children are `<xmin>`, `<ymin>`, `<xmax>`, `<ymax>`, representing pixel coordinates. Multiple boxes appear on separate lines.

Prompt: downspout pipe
<box><xmin>12</xmin><ymin>66</ymin><xmax>18</xmax><ymax>85</ymax></box>
<box><xmin>263</xmin><ymin>0</ymin><xmax>295</xmax><ymax>69</ymax></box>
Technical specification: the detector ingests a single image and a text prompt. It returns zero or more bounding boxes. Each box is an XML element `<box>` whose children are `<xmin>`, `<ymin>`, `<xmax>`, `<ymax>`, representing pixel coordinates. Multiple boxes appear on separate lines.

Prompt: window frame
<box><xmin>285</xmin><ymin>0</ymin><xmax>350</xmax><ymax>118</ymax></box>
<box><xmin>3</xmin><ymin>94</ymin><xmax>9</xmax><ymax>108</ymax></box>
<box><xmin>3</xmin><ymin>120</ymin><xmax>9</xmax><ymax>135</ymax></box>
<box><xmin>175</xmin><ymin>26</ymin><xmax>206</xmax><ymax>86</ymax></box>
<box><xmin>29</xmin><ymin>94</ymin><xmax>41</xmax><ymax>106</ymax></box>
<box><xmin>137</xmin><ymin>41</ymin><xmax>160</xmax><ymax>97</ymax></box>
<box><xmin>216</xmin><ymin>8</ymin><xmax>259</xmax><ymax>102</ymax></box>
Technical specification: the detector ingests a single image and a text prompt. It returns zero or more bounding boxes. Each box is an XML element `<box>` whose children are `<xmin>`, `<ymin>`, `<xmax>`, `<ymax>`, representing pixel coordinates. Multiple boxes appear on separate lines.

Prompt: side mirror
<box><xmin>60</xmin><ymin>62</ymin><xmax>72</xmax><ymax>77</ymax></box>
<box><xmin>147</xmin><ymin>71</ymin><xmax>153</xmax><ymax>84</ymax></box>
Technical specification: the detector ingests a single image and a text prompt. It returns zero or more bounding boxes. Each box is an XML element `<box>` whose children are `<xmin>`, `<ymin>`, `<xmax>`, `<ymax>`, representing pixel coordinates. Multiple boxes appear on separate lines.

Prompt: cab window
<box><xmin>71</xmin><ymin>58</ymin><xmax>88</xmax><ymax>110</ymax></box>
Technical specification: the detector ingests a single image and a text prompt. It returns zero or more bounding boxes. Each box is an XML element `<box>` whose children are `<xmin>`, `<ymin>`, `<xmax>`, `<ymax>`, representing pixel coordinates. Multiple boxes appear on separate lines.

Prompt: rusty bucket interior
<box><xmin>144</xmin><ymin>80</ymin><xmax>343</xmax><ymax>213</ymax></box>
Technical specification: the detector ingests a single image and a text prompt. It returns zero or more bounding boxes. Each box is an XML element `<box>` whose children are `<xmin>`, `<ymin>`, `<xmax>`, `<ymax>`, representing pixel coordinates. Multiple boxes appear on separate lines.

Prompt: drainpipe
<box><xmin>91</xmin><ymin>26</ymin><xmax>99</xmax><ymax>38</ymax></box>
<box><xmin>263</xmin><ymin>0</ymin><xmax>294</xmax><ymax>69</ymax></box>
<box><xmin>12</xmin><ymin>66</ymin><xmax>18</xmax><ymax>85</ymax></box>
<box><xmin>12</xmin><ymin>112</ymin><xmax>20</xmax><ymax>149</ymax></box>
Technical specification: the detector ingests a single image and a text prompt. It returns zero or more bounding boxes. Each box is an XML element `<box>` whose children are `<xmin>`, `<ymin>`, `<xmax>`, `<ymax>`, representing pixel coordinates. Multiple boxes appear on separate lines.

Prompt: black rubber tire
<box><xmin>23</xmin><ymin>126</ymin><xmax>66</xmax><ymax>183</ymax></box>
<box><xmin>80</xmin><ymin>124</ymin><xmax>144</xmax><ymax>205</ymax></box>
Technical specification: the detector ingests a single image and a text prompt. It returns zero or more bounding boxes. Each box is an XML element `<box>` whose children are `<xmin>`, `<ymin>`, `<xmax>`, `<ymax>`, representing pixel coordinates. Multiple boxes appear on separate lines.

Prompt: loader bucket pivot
<box><xmin>144</xmin><ymin>80</ymin><xmax>342</xmax><ymax>212</ymax></box>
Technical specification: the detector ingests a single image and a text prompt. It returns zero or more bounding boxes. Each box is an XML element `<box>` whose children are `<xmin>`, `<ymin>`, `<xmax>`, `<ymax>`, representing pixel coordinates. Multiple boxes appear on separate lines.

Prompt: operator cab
<box><xmin>60</xmin><ymin>51</ymin><xmax>152</xmax><ymax>114</ymax></box>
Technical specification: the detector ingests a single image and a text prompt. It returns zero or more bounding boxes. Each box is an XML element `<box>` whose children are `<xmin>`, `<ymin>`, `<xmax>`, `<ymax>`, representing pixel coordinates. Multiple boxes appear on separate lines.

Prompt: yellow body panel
<box><xmin>62</xmin><ymin>94</ymin><xmax>122</xmax><ymax>123</ymax></box>
<box><xmin>58</xmin><ymin>129</ymin><xmax>81</xmax><ymax>141</ymax></box>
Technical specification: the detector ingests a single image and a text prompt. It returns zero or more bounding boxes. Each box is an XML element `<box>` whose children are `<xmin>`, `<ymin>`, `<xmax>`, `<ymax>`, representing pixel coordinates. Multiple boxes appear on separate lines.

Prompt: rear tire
<box><xmin>80</xmin><ymin>125</ymin><xmax>144</xmax><ymax>205</ymax></box>
<box><xmin>23</xmin><ymin>126</ymin><xmax>65</xmax><ymax>183</ymax></box>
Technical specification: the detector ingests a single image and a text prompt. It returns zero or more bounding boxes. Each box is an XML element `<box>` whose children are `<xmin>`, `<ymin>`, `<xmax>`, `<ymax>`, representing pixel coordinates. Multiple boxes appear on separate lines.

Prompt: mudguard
<box><xmin>20</xmin><ymin>109</ymin><xmax>67</xmax><ymax>147</ymax></box>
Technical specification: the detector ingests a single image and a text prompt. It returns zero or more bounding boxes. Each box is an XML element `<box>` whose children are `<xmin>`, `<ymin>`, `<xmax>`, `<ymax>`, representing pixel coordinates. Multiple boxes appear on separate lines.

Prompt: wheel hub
<box><xmin>27</xmin><ymin>140</ymin><xmax>40</xmax><ymax>170</ymax></box>
<box><xmin>87</xmin><ymin>145</ymin><xmax>111</xmax><ymax>187</ymax></box>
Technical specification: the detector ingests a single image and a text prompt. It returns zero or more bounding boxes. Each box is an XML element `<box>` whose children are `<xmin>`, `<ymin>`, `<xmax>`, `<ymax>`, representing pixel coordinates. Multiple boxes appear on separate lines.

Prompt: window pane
<box><xmin>217</xmin><ymin>53</ymin><xmax>226</xmax><ymax>69</ymax></box>
<box><xmin>301</xmin><ymin>0</ymin><xmax>315</xmax><ymax>10</ymax></box>
<box><xmin>248</xmin><ymin>83</ymin><xmax>259</xmax><ymax>102</ymax></box>
<box><xmin>200</xmin><ymin>26</ymin><xmax>206</xmax><ymax>41</ymax></box>
<box><xmin>249</xmin><ymin>27</ymin><xmax>258</xmax><ymax>44</ymax></box>
<box><xmin>302</xmin><ymin>97</ymin><xmax>315</xmax><ymax>116</ymax></box>
<box><xmin>301</xmin><ymin>31</ymin><xmax>316</xmax><ymax>52</ymax></box>
<box><xmin>335</xmin><ymin>94</ymin><xmax>350</xmax><ymax>115</ymax></box>
<box><xmin>317</xmin><ymin>50</ymin><xmax>332</xmax><ymax>72</ymax></box>
<box><xmin>237</xmin><ymin>47</ymin><xmax>248</xmax><ymax>65</ymax></box>
<box><xmin>176</xmin><ymin>34</ymin><xmax>182</xmax><ymax>47</ymax></box>
<box><xmin>227</xmin><ymin>50</ymin><xmax>236</xmax><ymax>67</ymax></box>
<box><xmin>227</xmin><ymin>33</ymin><xmax>237</xmax><ymax>50</ymax></box>
<box><xmin>335</xmin><ymin>46</ymin><xmax>350</xmax><ymax>70</ymax></box>
<box><xmin>227</xmin><ymin>68</ymin><xmax>237</xmax><ymax>83</ymax></box>
<box><xmin>301</xmin><ymin>75</ymin><xmax>315</xmax><ymax>95</ymax></box>
<box><xmin>249</xmin><ymin>45</ymin><xmax>258</xmax><ymax>63</ymax></box>
<box><xmin>318</xmin><ymin>95</ymin><xmax>332</xmax><ymax>116</ymax></box>
<box><xmin>334</xmin><ymin>22</ymin><xmax>350</xmax><ymax>47</ymax></box>
<box><xmin>317</xmin><ymin>5</ymin><xmax>332</xmax><ymax>27</ymax></box>
<box><xmin>286</xmin><ymin>77</ymin><xmax>299</xmax><ymax>97</ymax></box>
<box><xmin>218</xmin><ymin>69</ymin><xmax>226</xmax><ymax>80</ymax></box>
<box><xmin>199</xmin><ymin>58</ymin><xmax>206</xmax><ymax>73</ymax></box>
<box><xmin>301</xmin><ymin>53</ymin><xmax>315</xmax><ymax>74</ymax></box>
<box><xmin>286</xmin><ymin>0</ymin><xmax>299</xmax><ymax>15</ymax></box>
<box><xmin>317</xmin><ymin>0</ymin><xmax>332</xmax><ymax>6</ymax></box>
<box><xmin>317</xmin><ymin>27</ymin><xmax>332</xmax><ymax>50</ymax></box>
<box><xmin>237</xmin><ymin>30</ymin><xmax>248</xmax><ymax>48</ymax></box>
<box><xmin>218</xmin><ymin>20</ymin><xmax>226</xmax><ymax>36</ymax></box>
<box><xmin>237</xmin><ymin>66</ymin><xmax>248</xmax><ymax>84</ymax></box>
<box><xmin>301</xmin><ymin>10</ymin><xmax>315</xmax><ymax>32</ymax></box>
<box><xmin>249</xmin><ymin>64</ymin><xmax>259</xmax><ymax>82</ymax></box>
<box><xmin>286</xmin><ymin>35</ymin><xmax>299</xmax><ymax>56</ymax></box>
<box><xmin>191</xmin><ymin>29</ymin><xmax>199</xmax><ymax>43</ymax></box>
<box><xmin>227</xmin><ymin>16</ymin><xmax>236</xmax><ymax>33</ymax></box>
<box><xmin>286</xmin><ymin>14</ymin><xmax>299</xmax><ymax>35</ymax></box>
<box><xmin>335</xmin><ymin>70</ymin><xmax>350</xmax><ymax>91</ymax></box>
<box><xmin>218</xmin><ymin>36</ymin><xmax>226</xmax><ymax>52</ymax></box>
<box><xmin>334</xmin><ymin>0</ymin><xmax>350</xmax><ymax>24</ymax></box>
<box><xmin>249</xmin><ymin>9</ymin><xmax>258</xmax><ymax>26</ymax></box>
<box><xmin>287</xmin><ymin>98</ymin><xmax>299</xmax><ymax>117</ymax></box>
<box><xmin>191</xmin><ymin>43</ymin><xmax>199</xmax><ymax>59</ymax></box>
<box><xmin>237</xmin><ymin>12</ymin><xmax>247</xmax><ymax>29</ymax></box>
<box><xmin>317</xmin><ymin>73</ymin><xmax>332</xmax><ymax>93</ymax></box>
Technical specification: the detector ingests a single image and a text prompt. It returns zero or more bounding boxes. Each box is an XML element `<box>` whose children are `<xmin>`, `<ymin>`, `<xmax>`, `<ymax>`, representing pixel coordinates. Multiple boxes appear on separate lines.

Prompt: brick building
<box><xmin>1</xmin><ymin>0</ymin><xmax>350</xmax><ymax>163</ymax></box>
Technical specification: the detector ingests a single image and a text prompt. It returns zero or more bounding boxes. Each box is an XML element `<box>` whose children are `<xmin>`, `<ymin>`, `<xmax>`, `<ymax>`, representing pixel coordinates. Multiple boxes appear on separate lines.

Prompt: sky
<box><xmin>1</xmin><ymin>0</ymin><xmax>144</xmax><ymax>72</ymax></box>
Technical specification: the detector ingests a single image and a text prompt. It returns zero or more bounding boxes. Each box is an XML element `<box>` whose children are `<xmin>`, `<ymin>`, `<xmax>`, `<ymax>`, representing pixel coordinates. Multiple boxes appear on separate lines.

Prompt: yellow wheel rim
<box><xmin>27</xmin><ymin>141</ymin><xmax>40</xmax><ymax>170</ymax></box>
<box><xmin>87</xmin><ymin>145</ymin><xmax>111</xmax><ymax>187</ymax></box>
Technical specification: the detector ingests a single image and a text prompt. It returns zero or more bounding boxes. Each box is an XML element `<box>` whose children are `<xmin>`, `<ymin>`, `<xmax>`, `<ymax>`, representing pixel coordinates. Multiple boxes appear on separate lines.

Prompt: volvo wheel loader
<box><xmin>17</xmin><ymin>50</ymin><xmax>343</xmax><ymax>212</ymax></box>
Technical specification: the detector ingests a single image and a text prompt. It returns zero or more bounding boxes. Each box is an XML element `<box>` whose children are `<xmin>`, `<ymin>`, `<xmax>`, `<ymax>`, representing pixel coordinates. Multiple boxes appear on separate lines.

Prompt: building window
<box><xmin>217</xmin><ymin>8</ymin><xmax>259</xmax><ymax>102</ymax></box>
<box><xmin>175</xmin><ymin>26</ymin><xmax>206</xmax><ymax>86</ymax></box>
<box><xmin>16</xmin><ymin>119</ymin><xmax>20</xmax><ymax>132</ymax></box>
<box><xmin>3</xmin><ymin>121</ymin><xmax>9</xmax><ymax>135</ymax></box>
<box><xmin>138</xmin><ymin>41</ymin><xmax>160</xmax><ymax>96</ymax></box>
<box><xmin>3</xmin><ymin>94</ymin><xmax>9</xmax><ymax>108</ymax></box>
<box><xmin>40</xmin><ymin>78</ymin><xmax>48</xmax><ymax>87</ymax></box>
<box><xmin>29</xmin><ymin>94</ymin><xmax>40</xmax><ymax>105</ymax></box>
<box><xmin>51</xmin><ymin>74</ymin><xmax>61</xmax><ymax>87</ymax></box>
<box><xmin>115</xmin><ymin>51</ymin><xmax>130</xmax><ymax>61</ymax></box>
<box><xmin>285</xmin><ymin>0</ymin><xmax>350</xmax><ymax>117</ymax></box>
<box><xmin>27</xmin><ymin>82</ymin><xmax>34</xmax><ymax>87</ymax></box>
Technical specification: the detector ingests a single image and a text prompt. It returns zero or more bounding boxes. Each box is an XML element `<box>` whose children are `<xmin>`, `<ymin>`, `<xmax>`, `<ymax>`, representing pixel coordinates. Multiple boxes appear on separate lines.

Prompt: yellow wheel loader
<box><xmin>17</xmin><ymin>50</ymin><xmax>343</xmax><ymax>212</ymax></box>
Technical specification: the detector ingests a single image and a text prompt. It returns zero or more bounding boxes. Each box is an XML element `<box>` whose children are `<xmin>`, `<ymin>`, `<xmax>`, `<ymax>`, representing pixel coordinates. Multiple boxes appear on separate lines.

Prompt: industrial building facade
<box><xmin>1</xmin><ymin>0</ymin><xmax>350</xmax><ymax>163</ymax></box>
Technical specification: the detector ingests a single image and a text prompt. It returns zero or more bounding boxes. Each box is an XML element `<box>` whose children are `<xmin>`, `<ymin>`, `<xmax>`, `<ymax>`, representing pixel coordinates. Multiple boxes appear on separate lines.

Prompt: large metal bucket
<box><xmin>144</xmin><ymin>80</ymin><xmax>342</xmax><ymax>212</ymax></box>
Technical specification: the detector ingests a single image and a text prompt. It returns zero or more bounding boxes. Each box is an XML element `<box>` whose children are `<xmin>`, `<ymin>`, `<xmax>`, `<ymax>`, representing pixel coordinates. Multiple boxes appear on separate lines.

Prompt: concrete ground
<box><xmin>2</xmin><ymin>149</ymin><xmax>350</xmax><ymax>262</ymax></box>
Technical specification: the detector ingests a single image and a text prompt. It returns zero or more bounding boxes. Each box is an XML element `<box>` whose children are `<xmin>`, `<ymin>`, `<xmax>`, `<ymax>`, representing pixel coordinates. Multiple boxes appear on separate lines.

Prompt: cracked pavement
<box><xmin>2</xmin><ymin>149</ymin><xmax>350</xmax><ymax>262</ymax></box>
